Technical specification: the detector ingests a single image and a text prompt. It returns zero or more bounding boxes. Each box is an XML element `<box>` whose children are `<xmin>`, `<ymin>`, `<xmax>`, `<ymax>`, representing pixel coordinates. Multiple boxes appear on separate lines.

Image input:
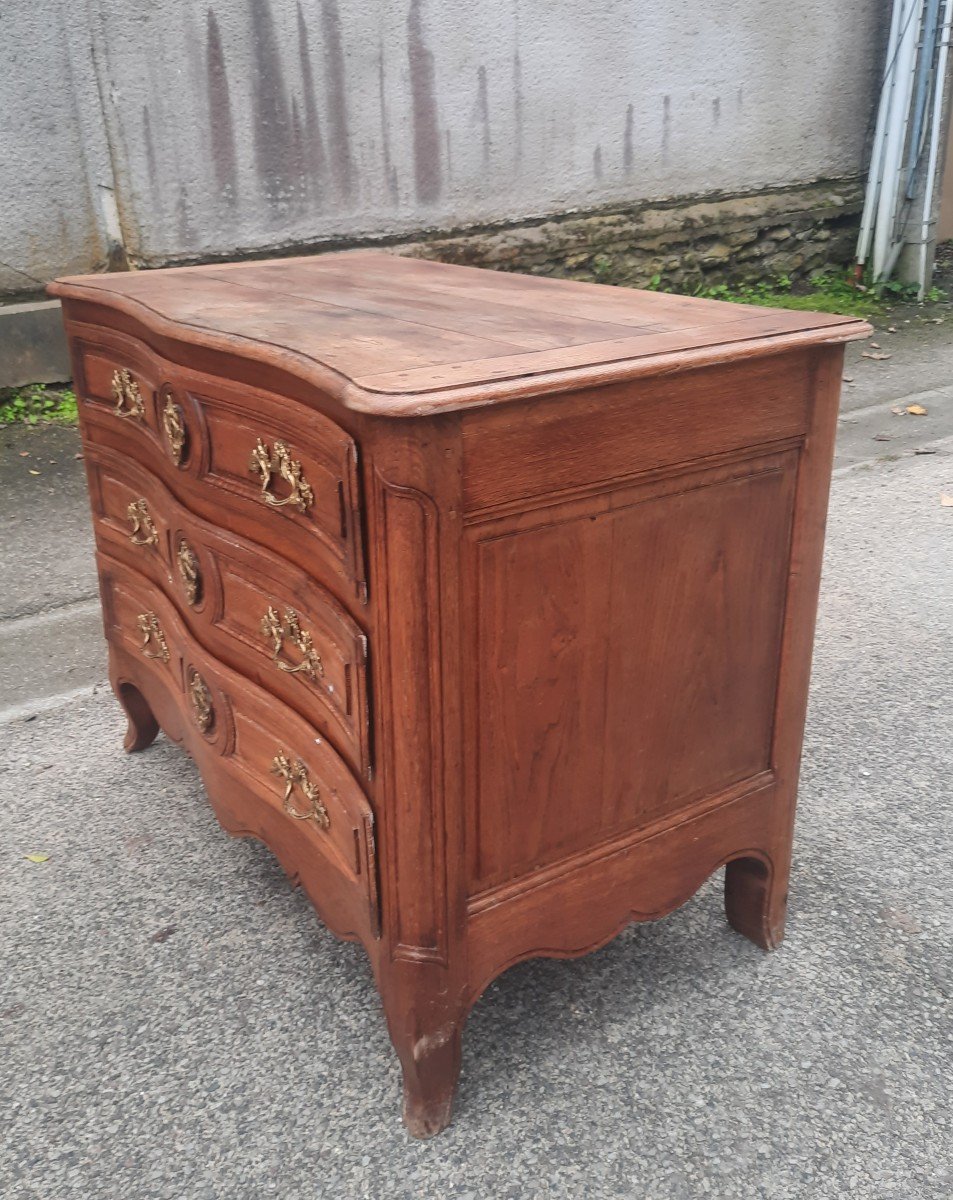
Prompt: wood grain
<box><xmin>467</xmin><ymin>449</ymin><xmax>797</xmax><ymax>892</ymax></box>
<box><xmin>50</xmin><ymin>251</ymin><xmax>869</xmax><ymax>415</ymax></box>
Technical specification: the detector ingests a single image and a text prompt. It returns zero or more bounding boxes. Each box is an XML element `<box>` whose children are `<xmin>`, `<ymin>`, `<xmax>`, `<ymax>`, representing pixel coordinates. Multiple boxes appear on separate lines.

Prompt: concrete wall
<box><xmin>0</xmin><ymin>2</ymin><xmax>112</xmax><ymax>295</ymax></box>
<box><xmin>939</xmin><ymin>102</ymin><xmax>953</xmax><ymax>242</ymax></box>
<box><xmin>1</xmin><ymin>0</ymin><xmax>886</xmax><ymax>294</ymax></box>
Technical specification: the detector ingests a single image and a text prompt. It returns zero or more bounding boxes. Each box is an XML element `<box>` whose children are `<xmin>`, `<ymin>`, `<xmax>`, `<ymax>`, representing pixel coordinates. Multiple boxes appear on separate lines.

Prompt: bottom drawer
<box><xmin>98</xmin><ymin>553</ymin><xmax>379</xmax><ymax>938</ymax></box>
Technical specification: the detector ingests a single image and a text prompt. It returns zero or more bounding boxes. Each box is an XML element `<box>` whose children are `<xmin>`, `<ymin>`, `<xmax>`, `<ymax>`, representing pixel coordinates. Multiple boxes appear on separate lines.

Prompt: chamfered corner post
<box><xmin>366</xmin><ymin>413</ymin><xmax>470</xmax><ymax>1137</ymax></box>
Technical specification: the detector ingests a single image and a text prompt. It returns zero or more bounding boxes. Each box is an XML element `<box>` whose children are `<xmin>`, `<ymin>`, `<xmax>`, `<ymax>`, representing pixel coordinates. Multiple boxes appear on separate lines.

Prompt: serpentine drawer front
<box><xmin>50</xmin><ymin>251</ymin><xmax>869</xmax><ymax>1138</ymax></box>
<box><xmin>73</xmin><ymin>327</ymin><xmax>366</xmax><ymax>600</ymax></box>
<box><xmin>86</xmin><ymin>446</ymin><xmax>371</xmax><ymax>779</ymax></box>
<box><xmin>98</xmin><ymin>557</ymin><xmax>379</xmax><ymax>940</ymax></box>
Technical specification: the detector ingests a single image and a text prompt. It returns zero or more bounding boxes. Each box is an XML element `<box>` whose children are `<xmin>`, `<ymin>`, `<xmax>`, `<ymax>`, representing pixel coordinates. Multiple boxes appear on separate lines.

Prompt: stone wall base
<box><xmin>397</xmin><ymin>177</ymin><xmax>864</xmax><ymax>291</ymax></box>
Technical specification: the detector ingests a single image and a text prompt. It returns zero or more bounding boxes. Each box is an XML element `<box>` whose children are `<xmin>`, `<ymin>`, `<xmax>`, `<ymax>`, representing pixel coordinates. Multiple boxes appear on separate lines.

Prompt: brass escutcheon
<box><xmin>136</xmin><ymin>611</ymin><xmax>169</xmax><ymax>662</ymax></box>
<box><xmin>249</xmin><ymin>438</ymin><xmax>314</xmax><ymax>513</ymax></box>
<box><xmin>188</xmin><ymin>668</ymin><xmax>213</xmax><ymax>732</ymax></box>
<box><xmin>270</xmin><ymin>752</ymin><xmax>330</xmax><ymax>829</ymax></box>
<box><xmin>127</xmin><ymin>498</ymin><xmax>158</xmax><ymax>547</ymax></box>
<box><xmin>176</xmin><ymin>538</ymin><xmax>201</xmax><ymax>607</ymax></box>
<box><xmin>112</xmin><ymin>368</ymin><xmax>144</xmax><ymax>420</ymax></box>
<box><xmin>162</xmin><ymin>395</ymin><xmax>187</xmax><ymax>465</ymax></box>
<box><xmin>260</xmin><ymin>605</ymin><xmax>324</xmax><ymax>680</ymax></box>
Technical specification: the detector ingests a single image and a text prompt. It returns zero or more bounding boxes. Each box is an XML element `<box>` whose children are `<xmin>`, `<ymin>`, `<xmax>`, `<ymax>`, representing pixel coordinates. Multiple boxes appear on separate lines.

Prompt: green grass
<box><xmin>673</xmin><ymin>271</ymin><xmax>947</xmax><ymax>320</ymax></box>
<box><xmin>0</xmin><ymin>384</ymin><xmax>78</xmax><ymax>426</ymax></box>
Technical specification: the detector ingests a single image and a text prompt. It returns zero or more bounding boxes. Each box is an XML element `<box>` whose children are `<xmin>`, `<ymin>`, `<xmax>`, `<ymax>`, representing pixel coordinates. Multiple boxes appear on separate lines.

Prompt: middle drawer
<box><xmin>87</xmin><ymin>445</ymin><xmax>372</xmax><ymax>779</ymax></box>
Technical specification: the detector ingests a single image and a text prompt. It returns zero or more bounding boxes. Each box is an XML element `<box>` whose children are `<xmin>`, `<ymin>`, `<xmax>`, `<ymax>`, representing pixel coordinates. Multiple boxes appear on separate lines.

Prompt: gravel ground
<box><xmin>1</xmin><ymin>440</ymin><xmax>951</xmax><ymax>1199</ymax></box>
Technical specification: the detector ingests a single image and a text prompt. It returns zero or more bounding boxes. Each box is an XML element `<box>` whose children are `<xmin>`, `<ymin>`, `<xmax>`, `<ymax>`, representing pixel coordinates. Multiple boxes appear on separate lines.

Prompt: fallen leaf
<box><xmin>151</xmin><ymin>925</ymin><xmax>177</xmax><ymax>943</ymax></box>
<box><xmin>842</xmin><ymin>375</ymin><xmax>854</xmax><ymax>383</ymax></box>
<box><xmin>906</xmin><ymin>404</ymin><xmax>928</xmax><ymax>416</ymax></box>
<box><xmin>28</xmin><ymin>469</ymin><xmax>40</xmax><ymax>476</ymax></box>
<box><xmin>872</xmin><ymin>433</ymin><xmax>893</xmax><ymax>442</ymax></box>
<box><xmin>890</xmin><ymin>406</ymin><xmax>906</xmax><ymax>416</ymax></box>
<box><xmin>869</xmin><ymin>341</ymin><xmax>881</xmax><ymax>348</ymax></box>
<box><xmin>18</xmin><ymin>451</ymin><xmax>29</xmax><ymax>458</ymax></box>
<box><xmin>914</xmin><ymin>448</ymin><xmax>937</xmax><ymax>455</ymax></box>
<box><xmin>887</xmin><ymin>326</ymin><xmax>897</xmax><ymax>332</ymax></box>
<box><xmin>24</xmin><ymin>853</ymin><xmax>49</xmax><ymax>864</ymax></box>
<box><xmin>941</xmin><ymin>494</ymin><xmax>953</xmax><ymax>507</ymax></box>
<box><xmin>862</xmin><ymin>351</ymin><xmax>892</xmax><ymax>360</ymax></box>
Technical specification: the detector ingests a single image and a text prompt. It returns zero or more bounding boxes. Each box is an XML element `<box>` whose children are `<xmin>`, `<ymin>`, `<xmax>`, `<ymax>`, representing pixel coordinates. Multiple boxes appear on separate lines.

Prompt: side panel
<box><xmin>466</xmin><ymin>448</ymin><xmax>798</xmax><ymax>894</ymax></box>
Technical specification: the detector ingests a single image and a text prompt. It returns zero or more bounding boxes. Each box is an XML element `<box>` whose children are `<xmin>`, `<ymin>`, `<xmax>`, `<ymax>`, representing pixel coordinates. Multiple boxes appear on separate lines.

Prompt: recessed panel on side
<box><xmin>467</xmin><ymin>451</ymin><xmax>798</xmax><ymax>894</ymax></box>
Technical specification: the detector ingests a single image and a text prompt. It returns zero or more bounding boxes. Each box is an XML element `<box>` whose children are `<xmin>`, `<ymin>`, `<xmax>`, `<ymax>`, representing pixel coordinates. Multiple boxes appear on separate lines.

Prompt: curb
<box><xmin>0</xmin><ymin>300</ymin><xmax>70</xmax><ymax>389</ymax></box>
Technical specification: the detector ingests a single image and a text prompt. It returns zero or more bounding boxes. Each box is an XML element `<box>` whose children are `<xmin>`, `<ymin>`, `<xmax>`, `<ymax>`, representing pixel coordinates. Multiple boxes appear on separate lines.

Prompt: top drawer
<box><xmin>72</xmin><ymin>326</ymin><xmax>367</xmax><ymax>604</ymax></box>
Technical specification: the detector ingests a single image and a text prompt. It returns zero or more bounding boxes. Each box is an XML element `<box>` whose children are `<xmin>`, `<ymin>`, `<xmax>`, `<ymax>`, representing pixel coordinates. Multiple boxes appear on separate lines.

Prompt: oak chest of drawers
<box><xmin>50</xmin><ymin>253</ymin><xmax>868</xmax><ymax>1136</ymax></box>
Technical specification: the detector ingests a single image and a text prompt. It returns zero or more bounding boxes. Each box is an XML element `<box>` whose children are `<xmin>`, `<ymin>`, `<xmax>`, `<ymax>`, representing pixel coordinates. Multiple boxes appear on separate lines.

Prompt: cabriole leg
<box><xmin>379</xmin><ymin>966</ymin><xmax>465</xmax><ymax>1138</ymax></box>
<box><xmin>114</xmin><ymin>679</ymin><xmax>159</xmax><ymax>753</ymax></box>
<box><xmin>395</xmin><ymin>1016</ymin><xmax>463</xmax><ymax>1138</ymax></box>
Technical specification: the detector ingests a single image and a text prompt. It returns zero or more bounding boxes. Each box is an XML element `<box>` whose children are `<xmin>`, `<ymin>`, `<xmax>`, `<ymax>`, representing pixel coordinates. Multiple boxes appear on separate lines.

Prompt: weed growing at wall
<box><xmin>674</xmin><ymin>271</ymin><xmax>946</xmax><ymax>319</ymax></box>
<box><xmin>0</xmin><ymin>384</ymin><xmax>77</xmax><ymax>425</ymax></box>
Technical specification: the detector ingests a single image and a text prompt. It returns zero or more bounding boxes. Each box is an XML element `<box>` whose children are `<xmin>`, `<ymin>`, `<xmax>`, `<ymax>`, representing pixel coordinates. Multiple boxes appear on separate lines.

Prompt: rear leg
<box><xmin>725</xmin><ymin>853</ymin><xmax>788</xmax><ymax>951</ymax></box>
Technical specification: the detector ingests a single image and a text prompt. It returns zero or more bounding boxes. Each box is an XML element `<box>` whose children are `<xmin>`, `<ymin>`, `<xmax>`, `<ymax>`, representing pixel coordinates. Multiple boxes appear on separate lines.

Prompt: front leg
<box><xmin>394</xmin><ymin>1015</ymin><xmax>463</xmax><ymax>1138</ymax></box>
<box><xmin>113</xmin><ymin>678</ymin><xmax>159</xmax><ymax>753</ymax></box>
<box><xmin>378</xmin><ymin>961</ymin><xmax>465</xmax><ymax>1138</ymax></box>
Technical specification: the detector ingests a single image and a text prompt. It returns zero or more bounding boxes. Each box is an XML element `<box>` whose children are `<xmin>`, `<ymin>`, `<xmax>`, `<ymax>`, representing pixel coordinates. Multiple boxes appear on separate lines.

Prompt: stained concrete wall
<box><xmin>939</xmin><ymin>104</ymin><xmax>953</xmax><ymax>242</ymax></box>
<box><xmin>1</xmin><ymin>0</ymin><xmax>885</xmax><ymax>294</ymax></box>
<box><xmin>0</xmin><ymin>1</ymin><xmax>112</xmax><ymax>295</ymax></box>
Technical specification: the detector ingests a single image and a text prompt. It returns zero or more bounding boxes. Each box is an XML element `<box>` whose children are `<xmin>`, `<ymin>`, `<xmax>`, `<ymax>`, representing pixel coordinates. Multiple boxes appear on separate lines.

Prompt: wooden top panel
<box><xmin>50</xmin><ymin>251</ymin><xmax>870</xmax><ymax>417</ymax></box>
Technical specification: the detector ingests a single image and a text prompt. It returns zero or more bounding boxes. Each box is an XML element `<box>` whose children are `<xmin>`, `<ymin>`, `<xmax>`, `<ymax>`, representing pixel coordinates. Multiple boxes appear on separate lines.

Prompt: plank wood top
<box><xmin>49</xmin><ymin>251</ymin><xmax>871</xmax><ymax>416</ymax></box>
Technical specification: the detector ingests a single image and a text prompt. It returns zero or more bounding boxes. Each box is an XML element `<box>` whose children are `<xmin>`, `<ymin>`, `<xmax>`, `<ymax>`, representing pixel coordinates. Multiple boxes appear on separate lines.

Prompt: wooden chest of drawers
<box><xmin>50</xmin><ymin>253</ymin><xmax>868</xmax><ymax>1136</ymax></box>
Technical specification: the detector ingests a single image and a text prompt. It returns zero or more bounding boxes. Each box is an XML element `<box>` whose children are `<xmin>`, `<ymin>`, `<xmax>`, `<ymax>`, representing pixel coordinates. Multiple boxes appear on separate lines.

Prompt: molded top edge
<box><xmin>48</xmin><ymin>251</ymin><xmax>871</xmax><ymax>417</ymax></box>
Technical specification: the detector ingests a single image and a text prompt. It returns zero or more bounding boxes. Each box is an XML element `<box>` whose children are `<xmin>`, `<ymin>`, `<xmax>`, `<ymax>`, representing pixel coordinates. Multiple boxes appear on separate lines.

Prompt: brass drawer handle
<box><xmin>127</xmin><ymin>499</ymin><xmax>158</xmax><ymax>547</ymax></box>
<box><xmin>188</xmin><ymin>668</ymin><xmax>213</xmax><ymax>732</ymax></box>
<box><xmin>136</xmin><ymin>611</ymin><xmax>170</xmax><ymax>662</ymax></box>
<box><xmin>249</xmin><ymin>439</ymin><xmax>314</xmax><ymax>513</ymax></box>
<box><xmin>112</xmin><ymin>369</ymin><xmax>145</xmax><ymax>420</ymax></box>
<box><xmin>176</xmin><ymin>538</ymin><xmax>201</xmax><ymax>607</ymax></box>
<box><xmin>162</xmin><ymin>395</ymin><xmax>187</xmax><ymax>465</ymax></box>
<box><xmin>260</xmin><ymin>606</ymin><xmax>324</xmax><ymax>680</ymax></box>
<box><xmin>270</xmin><ymin>752</ymin><xmax>330</xmax><ymax>829</ymax></box>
